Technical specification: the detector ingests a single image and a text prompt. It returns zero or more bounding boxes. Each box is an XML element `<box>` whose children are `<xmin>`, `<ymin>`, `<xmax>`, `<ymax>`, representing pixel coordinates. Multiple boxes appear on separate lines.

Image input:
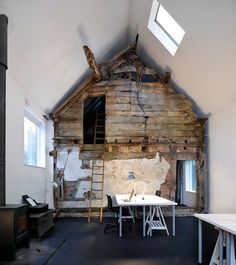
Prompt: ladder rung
<box><xmin>89</xmin><ymin>213</ymin><xmax>102</xmax><ymax>216</ymax></box>
<box><xmin>92</xmin><ymin>181</ymin><xmax>103</xmax><ymax>183</ymax></box>
<box><xmin>88</xmin><ymin>142</ymin><xmax>104</xmax><ymax>224</ymax></box>
<box><xmin>96</xmin><ymin>138</ymin><xmax>105</xmax><ymax>140</ymax></box>
<box><xmin>88</xmin><ymin>213</ymin><xmax>100</xmax><ymax>217</ymax></box>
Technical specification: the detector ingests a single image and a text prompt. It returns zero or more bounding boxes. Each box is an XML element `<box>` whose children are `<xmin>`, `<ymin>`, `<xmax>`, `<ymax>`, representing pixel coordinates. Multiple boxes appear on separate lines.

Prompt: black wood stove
<box><xmin>0</xmin><ymin>204</ymin><xmax>30</xmax><ymax>260</ymax></box>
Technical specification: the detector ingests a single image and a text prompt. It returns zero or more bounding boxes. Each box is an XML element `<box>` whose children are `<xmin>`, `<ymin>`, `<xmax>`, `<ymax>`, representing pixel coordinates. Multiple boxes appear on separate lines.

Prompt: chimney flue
<box><xmin>0</xmin><ymin>14</ymin><xmax>8</xmax><ymax>206</ymax></box>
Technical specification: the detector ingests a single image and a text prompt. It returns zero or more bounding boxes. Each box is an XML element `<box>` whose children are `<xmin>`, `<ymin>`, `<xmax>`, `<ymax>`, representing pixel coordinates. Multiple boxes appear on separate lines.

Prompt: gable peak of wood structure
<box><xmin>50</xmin><ymin>34</ymin><xmax>175</xmax><ymax>120</ymax></box>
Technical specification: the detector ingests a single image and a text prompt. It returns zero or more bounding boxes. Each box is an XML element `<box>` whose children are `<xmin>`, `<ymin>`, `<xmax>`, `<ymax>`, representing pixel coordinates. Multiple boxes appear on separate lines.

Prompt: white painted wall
<box><xmin>6</xmin><ymin>74</ymin><xmax>54</xmax><ymax>207</ymax></box>
<box><xmin>208</xmin><ymin>100</ymin><xmax>236</xmax><ymax>213</ymax></box>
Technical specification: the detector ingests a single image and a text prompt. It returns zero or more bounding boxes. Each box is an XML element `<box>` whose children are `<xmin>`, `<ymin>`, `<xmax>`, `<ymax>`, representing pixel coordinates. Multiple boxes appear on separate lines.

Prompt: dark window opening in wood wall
<box><xmin>83</xmin><ymin>96</ymin><xmax>105</xmax><ymax>144</ymax></box>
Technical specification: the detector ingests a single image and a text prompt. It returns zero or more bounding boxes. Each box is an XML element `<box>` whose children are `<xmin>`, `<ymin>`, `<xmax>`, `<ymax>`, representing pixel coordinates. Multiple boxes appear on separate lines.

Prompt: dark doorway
<box><xmin>83</xmin><ymin>96</ymin><xmax>105</xmax><ymax>144</ymax></box>
<box><xmin>176</xmin><ymin>161</ymin><xmax>184</xmax><ymax>205</ymax></box>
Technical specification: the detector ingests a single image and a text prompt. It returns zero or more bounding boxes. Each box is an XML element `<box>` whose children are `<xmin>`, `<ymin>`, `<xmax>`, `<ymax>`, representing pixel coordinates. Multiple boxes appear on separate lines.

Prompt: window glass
<box><xmin>185</xmin><ymin>160</ymin><xmax>196</xmax><ymax>193</ymax></box>
<box><xmin>24</xmin><ymin>109</ymin><xmax>45</xmax><ymax>167</ymax></box>
<box><xmin>156</xmin><ymin>5</ymin><xmax>185</xmax><ymax>45</ymax></box>
<box><xmin>148</xmin><ymin>0</ymin><xmax>185</xmax><ymax>56</ymax></box>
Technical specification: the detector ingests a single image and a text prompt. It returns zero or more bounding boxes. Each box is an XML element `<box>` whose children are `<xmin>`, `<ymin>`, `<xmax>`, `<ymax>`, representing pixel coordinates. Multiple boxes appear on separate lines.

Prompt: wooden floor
<box><xmin>1</xmin><ymin>217</ymin><xmax>219</xmax><ymax>265</ymax></box>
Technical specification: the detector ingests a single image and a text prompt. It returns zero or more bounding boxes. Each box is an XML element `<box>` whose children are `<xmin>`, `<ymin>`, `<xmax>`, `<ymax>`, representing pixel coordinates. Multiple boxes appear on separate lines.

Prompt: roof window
<box><xmin>148</xmin><ymin>0</ymin><xmax>185</xmax><ymax>56</ymax></box>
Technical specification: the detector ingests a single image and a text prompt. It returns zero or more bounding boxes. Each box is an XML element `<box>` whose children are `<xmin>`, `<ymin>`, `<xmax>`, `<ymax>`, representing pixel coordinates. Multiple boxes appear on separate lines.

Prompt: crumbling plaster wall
<box><xmin>56</xmin><ymin>147</ymin><xmax>169</xmax><ymax>208</ymax></box>
<box><xmin>104</xmin><ymin>153</ymin><xmax>170</xmax><ymax>196</ymax></box>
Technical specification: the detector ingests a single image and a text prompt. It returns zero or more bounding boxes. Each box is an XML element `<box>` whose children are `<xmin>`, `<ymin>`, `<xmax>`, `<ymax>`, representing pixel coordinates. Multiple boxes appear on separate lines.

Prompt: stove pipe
<box><xmin>0</xmin><ymin>14</ymin><xmax>8</xmax><ymax>206</ymax></box>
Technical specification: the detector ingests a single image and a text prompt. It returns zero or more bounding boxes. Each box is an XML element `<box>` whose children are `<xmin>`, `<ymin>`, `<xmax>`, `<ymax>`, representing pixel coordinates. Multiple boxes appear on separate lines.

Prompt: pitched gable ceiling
<box><xmin>129</xmin><ymin>0</ymin><xmax>236</xmax><ymax>115</ymax></box>
<box><xmin>1</xmin><ymin>0</ymin><xmax>236</xmax><ymax>115</ymax></box>
<box><xmin>1</xmin><ymin>0</ymin><xmax>130</xmax><ymax>112</ymax></box>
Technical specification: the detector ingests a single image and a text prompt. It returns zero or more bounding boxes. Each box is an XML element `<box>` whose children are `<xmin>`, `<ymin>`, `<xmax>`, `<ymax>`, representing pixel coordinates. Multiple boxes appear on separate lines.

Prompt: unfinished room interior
<box><xmin>0</xmin><ymin>0</ymin><xmax>236</xmax><ymax>264</ymax></box>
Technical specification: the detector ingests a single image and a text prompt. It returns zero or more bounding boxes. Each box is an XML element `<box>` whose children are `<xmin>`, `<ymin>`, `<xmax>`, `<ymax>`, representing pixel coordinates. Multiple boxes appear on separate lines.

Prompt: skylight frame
<box><xmin>148</xmin><ymin>0</ymin><xmax>185</xmax><ymax>56</ymax></box>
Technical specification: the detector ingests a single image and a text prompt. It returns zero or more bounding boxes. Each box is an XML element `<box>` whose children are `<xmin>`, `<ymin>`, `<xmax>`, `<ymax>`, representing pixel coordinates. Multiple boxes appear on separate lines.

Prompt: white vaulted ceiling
<box><xmin>1</xmin><ymin>0</ymin><xmax>236</xmax><ymax>115</ymax></box>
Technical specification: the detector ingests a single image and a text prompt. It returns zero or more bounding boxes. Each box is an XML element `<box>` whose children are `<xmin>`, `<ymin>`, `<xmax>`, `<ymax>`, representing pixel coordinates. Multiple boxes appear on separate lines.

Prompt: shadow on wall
<box><xmin>49</xmin><ymin>28</ymin><xmax>130</xmax><ymax>114</ymax></box>
<box><xmin>128</xmin><ymin>28</ymin><xmax>208</xmax><ymax>118</ymax></box>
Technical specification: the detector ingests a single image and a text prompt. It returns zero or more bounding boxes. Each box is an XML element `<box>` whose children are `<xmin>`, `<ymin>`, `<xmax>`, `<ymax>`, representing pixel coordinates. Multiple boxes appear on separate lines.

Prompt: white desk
<box><xmin>114</xmin><ymin>194</ymin><xmax>177</xmax><ymax>237</ymax></box>
<box><xmin>195</xmin><ymin>214</ymin><xmax>236</xmax><ymax>265</ymax></box>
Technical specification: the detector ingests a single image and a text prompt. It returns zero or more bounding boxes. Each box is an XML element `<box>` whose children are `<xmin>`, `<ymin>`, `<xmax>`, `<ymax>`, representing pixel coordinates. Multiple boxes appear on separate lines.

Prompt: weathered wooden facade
<box><xmin>50</xmin><ymin>36</ymin><xmax>206</xmax><ymax>212</ymax></box>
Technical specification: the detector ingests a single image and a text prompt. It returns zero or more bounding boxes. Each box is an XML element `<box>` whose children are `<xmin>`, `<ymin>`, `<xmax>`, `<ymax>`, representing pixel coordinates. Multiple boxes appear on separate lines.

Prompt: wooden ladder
<box><xmin>88</xmin><ymin>111</ymin><xmax>105</xmax><ymax>223</ymax></box>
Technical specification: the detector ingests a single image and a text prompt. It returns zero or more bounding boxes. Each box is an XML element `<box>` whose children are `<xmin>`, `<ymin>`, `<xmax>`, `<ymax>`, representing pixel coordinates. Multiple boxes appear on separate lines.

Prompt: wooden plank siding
<box><xmin>55</xmin><ymin>99</ymin><xmax>83</xmax><ymax>142</ymax></box>
<box><xmin>104</xmin><ymin>82</ymin><xmax>199</xmax><ymax>144</ymax></box>
<box><xmin>54</xmin><ymin>81</ymin><xmax>203</xmax><ymax>147</ymax></box>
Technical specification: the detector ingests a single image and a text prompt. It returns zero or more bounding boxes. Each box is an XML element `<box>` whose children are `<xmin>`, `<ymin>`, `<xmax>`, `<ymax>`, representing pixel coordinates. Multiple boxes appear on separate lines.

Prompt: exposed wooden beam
<box><xmin>162</xmin><ymin>72</ymin><xmax>171</xmax><ymax>83</ymax></box>
<box><xmin>83</xmin><ymin>45</ymin><xmax>102</xmax><ymax>81</ymax></box>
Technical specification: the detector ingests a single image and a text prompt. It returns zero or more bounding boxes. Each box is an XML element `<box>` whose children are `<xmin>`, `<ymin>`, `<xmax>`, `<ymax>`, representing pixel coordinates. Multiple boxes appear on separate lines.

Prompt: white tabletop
<box><xmin>194</xmin><ymin>213</ymin><xmax>236</xmax><ymax>235</ymax></box>
<box><xmin>115</xmin><ymin>194</ymin><xmax>177</xmax><ymax>207</ymax></box>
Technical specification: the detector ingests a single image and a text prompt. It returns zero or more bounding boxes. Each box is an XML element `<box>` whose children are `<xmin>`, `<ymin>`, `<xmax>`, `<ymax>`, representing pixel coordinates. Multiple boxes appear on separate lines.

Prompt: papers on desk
<box><xmin>26</xmin><ymin>197</ymin><xmax>37</xmax><ymax>206</ymax></box>
<box><xmin>122</xmin><ymin>198</ymin><xmax>131</xmax><ymax>202</ymax></box>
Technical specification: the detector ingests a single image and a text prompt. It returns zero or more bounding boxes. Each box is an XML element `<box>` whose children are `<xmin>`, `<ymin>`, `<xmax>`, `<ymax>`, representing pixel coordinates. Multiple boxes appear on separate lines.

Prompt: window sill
<box><xmin>24</xmin><ymin>164</ymin><xmax>46</xmax><ymax>169</ymax></box>
<box><xmin>185</xmin><ymin>190</ymin><xmax>196</xmax><ymax>194</ymax></box>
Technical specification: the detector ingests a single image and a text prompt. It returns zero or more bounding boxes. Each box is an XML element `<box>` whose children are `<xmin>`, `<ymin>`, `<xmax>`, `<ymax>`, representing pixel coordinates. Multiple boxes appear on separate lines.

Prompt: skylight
<box><xmin>148</xmin><ymin>0</ymin><xmax>185</xmax><ymax>56</ymax></box>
